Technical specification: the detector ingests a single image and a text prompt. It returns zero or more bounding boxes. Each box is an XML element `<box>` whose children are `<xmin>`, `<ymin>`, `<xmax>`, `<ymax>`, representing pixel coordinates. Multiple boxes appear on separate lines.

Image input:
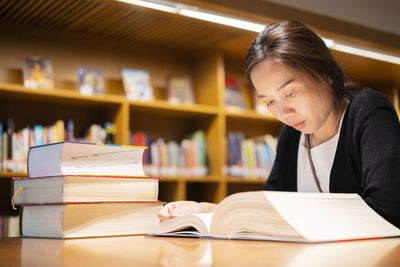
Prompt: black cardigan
<box><xmin>264</xmin><ymin>90</ymin><xmax>400</xmax><ymax>228</ymax></box>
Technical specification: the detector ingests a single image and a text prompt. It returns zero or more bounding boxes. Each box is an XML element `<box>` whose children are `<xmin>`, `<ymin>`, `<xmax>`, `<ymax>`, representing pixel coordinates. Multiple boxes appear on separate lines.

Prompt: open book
<box><xmin>151</xmin><ymin>191</ymin><xmax>400</xmax><ymax>243</ymax></box>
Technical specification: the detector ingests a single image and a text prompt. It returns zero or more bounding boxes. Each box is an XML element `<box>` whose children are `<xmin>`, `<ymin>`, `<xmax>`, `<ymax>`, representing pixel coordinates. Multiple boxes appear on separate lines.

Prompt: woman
<box><xmin>159</xmin><ymin>21</ymin><xmax>400</xmax><ymax>228</ymax></box>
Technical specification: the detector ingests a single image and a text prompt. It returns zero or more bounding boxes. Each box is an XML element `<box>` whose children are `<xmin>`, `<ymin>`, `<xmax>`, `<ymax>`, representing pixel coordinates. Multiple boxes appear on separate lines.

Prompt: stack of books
<box><xmin>12</xmin><ymin>142</ymin><xmax>162</xmax><ymax>238</ymax></box>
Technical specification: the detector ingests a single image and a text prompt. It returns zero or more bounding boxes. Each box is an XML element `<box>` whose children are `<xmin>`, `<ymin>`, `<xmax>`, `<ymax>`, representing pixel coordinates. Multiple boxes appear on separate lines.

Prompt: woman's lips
<box><xmin>291</xmin><ymin>121</ymin><xmax>305</xmax><ymax>131</ymax></box>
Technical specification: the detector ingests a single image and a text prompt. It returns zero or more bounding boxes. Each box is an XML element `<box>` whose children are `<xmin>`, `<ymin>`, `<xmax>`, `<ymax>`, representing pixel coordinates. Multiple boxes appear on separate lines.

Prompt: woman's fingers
<box><xmin>157</xmin><ymin>201</ymin><xmax>201</xmax><ymax>221</ymax></box>
<box><xmin>158</xmin><ymin>205</ymin><xmax>172</xmax><ymax>221</ymax></box>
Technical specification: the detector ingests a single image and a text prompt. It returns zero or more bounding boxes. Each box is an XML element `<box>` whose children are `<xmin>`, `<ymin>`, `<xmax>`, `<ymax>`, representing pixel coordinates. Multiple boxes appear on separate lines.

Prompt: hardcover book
<box><xmin>12</xmin><ymin>175</ymin><xmax>159</xmax><ymax>204</ymax></box>
<box><xmin>22</xmin><ymin>56</ymin><xmax>54</xmax><ymax>89</ymax></box>
<box><xmin>77</xmin><ymin>67</ymin><xmax>104</xmax><ymax>95</ymax></box>
<box><xmin>151</xmin><ymin>191</ymin><xmax>400</xmax><ymax>243</ymax></box>
<box><xmin>21</xmin><ymin>202</ymin><xmax>162</xmax><ymax>238</ymax></box>
<box><xmin>27</xmin><ymin>142</ymin><xmax>147</xmax><ymax>178</ymax></box>
<box><xmin>166</xmin><ymin>76</ymin><xmax>194</xmax><ymax>105</ymax></box>
<box><xmin>121</xmin><ymin>68</ymin><xmax>154</xmax><ymax>101</ymax></box>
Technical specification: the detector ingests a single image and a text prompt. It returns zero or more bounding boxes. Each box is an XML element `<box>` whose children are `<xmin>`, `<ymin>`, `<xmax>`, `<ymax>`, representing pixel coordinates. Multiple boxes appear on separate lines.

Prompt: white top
<box><xmin>297</xmin><ymin>107</ymin><xmax>347</xmax><ymax>193</ymax></box>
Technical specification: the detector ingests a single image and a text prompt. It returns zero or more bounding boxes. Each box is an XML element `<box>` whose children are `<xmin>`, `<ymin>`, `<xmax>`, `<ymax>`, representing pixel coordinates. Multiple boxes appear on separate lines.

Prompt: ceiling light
<box><xmin>116</xmin><ymin>0</ymin><xmax>178</xmax><ymax>13</ymax></box>
<box><xmin>178</xmin><ymin>8</ymin><xmax>265</xmax><ymax>32</ymax></box>
<box><xmin>116</xmin><ymin>0</ymin><xmax>400</xmax><ymax>65</ymax></box>
<box><xmin>330</xmin><ymin>43</ymin><xmax>400</xmax><ymax>65</ymax></box>
<box><xmin>322</xmin><ymin>38</ymin><xmax>335</xmax><ymax>48</ymax></box>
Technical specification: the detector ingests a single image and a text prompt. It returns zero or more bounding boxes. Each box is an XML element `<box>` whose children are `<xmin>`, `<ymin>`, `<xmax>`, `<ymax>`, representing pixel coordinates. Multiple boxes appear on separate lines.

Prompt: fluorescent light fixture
<box><xmin>321</xmin><ymin>38</ymin><xmax>400</xmax><ymax>65</ymax></box>
<box><xmin>178</xmin><ymin>8</ymin><xmax>265</xmax><ymax>32</ymax></box>
<box><xmin>330</xmin><ymin>43</ymin><xmax>400</xmax><ymax>65</ymax></box>
<box><xmin>117</xmin><ymin>0</ymin><xmax>265</xmax><ymax>32</ymax></box>
<box><xmin>116</xmin><ymin>0</ymin><xmax>400</xmax><ymax>65</ymax></box>
<box><xmin>116</xmin><ymin>0</ymin><xmax>177</xmax><ymax>13</ymax></box>
<box><xmin>322</xmin><ymin>38</ymin><xmax>335</xmax><ymax>48</ymax></box>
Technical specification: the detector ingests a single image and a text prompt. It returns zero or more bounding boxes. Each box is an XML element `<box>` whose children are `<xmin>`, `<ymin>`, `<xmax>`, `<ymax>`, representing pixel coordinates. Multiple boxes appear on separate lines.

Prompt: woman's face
<box><xmin>250</xmin><ymin>60</ymin><xmax>335</xmax><ymax>134</ymax></box>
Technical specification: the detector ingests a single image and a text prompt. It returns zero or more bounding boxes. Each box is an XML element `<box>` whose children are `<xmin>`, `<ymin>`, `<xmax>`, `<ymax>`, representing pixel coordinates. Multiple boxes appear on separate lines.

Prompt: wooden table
<box><xmin>0</xmin><ymin>236</ymin><xmax>399</xmax><ymax>267</ymax></box>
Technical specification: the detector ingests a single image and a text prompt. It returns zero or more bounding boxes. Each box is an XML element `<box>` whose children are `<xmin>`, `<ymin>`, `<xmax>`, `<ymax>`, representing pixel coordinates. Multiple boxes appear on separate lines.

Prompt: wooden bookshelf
<box><xmin>0</xmin><ymin>172</ymin><xmax>27</xmax><ymax>179</ymax></box>
<box><xmin>0</xmin><ymin>0</ymin><xmax>399</xmax><ymax>209</ymax></box>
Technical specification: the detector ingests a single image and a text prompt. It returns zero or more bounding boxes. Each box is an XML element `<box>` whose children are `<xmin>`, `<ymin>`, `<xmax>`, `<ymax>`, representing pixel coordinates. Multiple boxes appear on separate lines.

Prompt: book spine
<box><xmin>3</xmin><ymin>132</ymin><xmax>7</xmax><ymax>172</ymax></box>
<box><xmin>226</xmin><ymin>132</ymin><xmax>277</xmax><ymax>180</ymax></box>
<box><xmin>140</xmin><ymin>131</ymin><xmax>208</xmax><ymax>178</ymax></box>
<box><xmin>33</xmin><ymin>125</ymin><xmax>44</xmax><ymax>146</ymax></box>
<box><xmin>6</xmin><ymin>119</ymin><xmax>14</xmax><ymax>171</ymax></box>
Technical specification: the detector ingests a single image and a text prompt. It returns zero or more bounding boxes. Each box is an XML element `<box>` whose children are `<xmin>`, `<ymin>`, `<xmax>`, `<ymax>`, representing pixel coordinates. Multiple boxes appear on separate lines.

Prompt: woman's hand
<box><xmin>158</xmin><ymin>201</ymin><xmax>217</xmax><ymax>221</ymax></box>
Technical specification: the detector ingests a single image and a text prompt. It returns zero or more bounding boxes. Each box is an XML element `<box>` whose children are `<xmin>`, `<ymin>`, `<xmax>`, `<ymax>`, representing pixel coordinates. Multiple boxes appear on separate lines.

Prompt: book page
<box><xmin>61</xmin><ymin>143</ymin><xmax>145</xmax><ymax>176</ymax></box>
<box><xmin>191</xmin><ymin>213</ymin><xmax>213</xmax><ymax>234</ymax></box>
<box><xmin>169</xmin><ymin>213</ymin><xmax>213</xmax><ymax>235</ymax></box>
<box><xmin>152</xmin><ymin>213</ymin><xmax>213</xmax><ymax>236</ymax></box>
<box><xmin>265</xmin><ymin>192</ymin><xmax>400</xmax><ymax>242</ymax></box>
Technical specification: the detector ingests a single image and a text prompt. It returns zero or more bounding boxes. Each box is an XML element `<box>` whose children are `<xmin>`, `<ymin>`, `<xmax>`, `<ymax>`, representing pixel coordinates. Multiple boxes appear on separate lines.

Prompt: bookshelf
<box><xmin>0</xmin><ymin>0</ymin><xmax>399</xmax><ymax>210</ymax></box>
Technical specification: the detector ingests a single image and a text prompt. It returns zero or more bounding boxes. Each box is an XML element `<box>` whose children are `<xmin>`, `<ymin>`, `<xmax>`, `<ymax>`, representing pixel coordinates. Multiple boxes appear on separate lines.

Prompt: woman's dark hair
<box><xmin>245</xmin><ymin>21</ymin><xmax>355</xmax><ymax>104</ymax></box>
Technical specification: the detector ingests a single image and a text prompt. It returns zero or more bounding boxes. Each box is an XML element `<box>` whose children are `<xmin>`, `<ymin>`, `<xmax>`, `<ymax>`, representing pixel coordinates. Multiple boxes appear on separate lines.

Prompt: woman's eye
<box><xmin>286</xmin><ymin>90</ymin><xmax>296</xmax><ymax>98</ymax></box>
<box><xmin>266</xmin><ymin>100</ymin><xmax>274</xmax><ymax>107</ymax></box>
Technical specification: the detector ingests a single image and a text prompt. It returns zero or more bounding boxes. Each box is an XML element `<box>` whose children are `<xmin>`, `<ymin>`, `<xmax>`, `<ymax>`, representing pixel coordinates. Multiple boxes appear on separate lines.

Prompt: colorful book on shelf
<box><xmin>77</xmin><ymin>67</ymin><xmax>104</xmax><ymax>95</ymax></box>
<box><xmin>252</xmin><ymin>134</ymin><xmax>278</xmax><ymax>162</ymax></box>
<box><xmin>225</xmin><ymin>132</ymin><xmax>244</xmax><ymax>177</ymax></box>
<box><xmin>22</xmin><ymin>56</ymin><xmax>54</xmax><ymax>89</ymax></box>
<box><xmin>2</xmin><ymin>131</ymin><xmax>7</xmax><ymax>172</ymax></box>
<box><xmin>12</xmin><ymin>175</ymin><xmax>159</xmax><ymax>205</ymax></box>
<box><xmin>33</xmin><ymin>125</ymin><xmax>45</xmax><ymax>146</ymax></box>
<box><xmin>151</xmin><ymin>191</ymin><xmax>400</xmax><ymax>243</ymax></box>
<box><xmin>145</xmin><ymin>131</ymin><xmax>208</xmax><ymax>177</ymax></box>
<box><xmin>131</xmin><ymin>131</ymin><xmax>151</xmax><ymax>170</ymax></box>
<box><xmin>225</xmin><ymin>77</ymin><xmax>246</xmax><ymax>109</ymax></box>
<box><xmin>2</xmin><ymin>119</ymin><xmax>14</xmax><ymax>172</ymax></box>
<box><xmin>166</xmin><ymin>76</ymin><xmax>195</xmax><ymax>105</ymax></box>
<box><xmin>12</xmin><ymin>131</ymin><xmax>27</xmax><ymax>173</ymax></box>
<box><xmin>226</xmin><ymin>132</ymin><xmax>277</xmax><ymax>179</ymax></box>
<box><xmin>65</xmin><ymin>119</ymin><xmax>74</xmax><ymax>142</ymax></box>
<box><xmin>120</xmin><ymin>68</ymin><xmax>154</xmax><ymax>101</ymax></box>
<box><xmin>27</xmin><ymin>141</ymin><xmax>147</xmax><ymax>178</ymax></box>
<box><xmin>20</xmin><ymin>202</ymin><xmax>162</xmax><ymax>238</ymax></box>
<box><xmin>188</xmin><ymin>130</ymin><xmax>207</xmax><ymax>177</ymax></box>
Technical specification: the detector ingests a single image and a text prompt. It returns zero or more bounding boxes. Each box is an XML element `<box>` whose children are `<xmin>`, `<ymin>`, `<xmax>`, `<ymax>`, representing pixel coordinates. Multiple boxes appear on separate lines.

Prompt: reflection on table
<box><xmin>0</xmin><ymin>235</ymin><xmax>399</xmax><ymax>267</ymax></box>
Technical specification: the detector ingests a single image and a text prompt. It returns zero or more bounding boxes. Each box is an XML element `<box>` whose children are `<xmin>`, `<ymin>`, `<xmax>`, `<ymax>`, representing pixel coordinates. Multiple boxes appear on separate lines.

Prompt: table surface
<box><xmin>1</xmin><ymin>235</ymin><xmax>400</xmax><ymax>267</ymax></box>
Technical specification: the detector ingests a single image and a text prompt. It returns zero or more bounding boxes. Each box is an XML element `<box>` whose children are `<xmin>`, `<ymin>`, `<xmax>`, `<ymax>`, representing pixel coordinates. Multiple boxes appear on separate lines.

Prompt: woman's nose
<box><xmin>278</xmin><ymin>103</ymin><xmax>295</xmax><ymax>119</ymax></box>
